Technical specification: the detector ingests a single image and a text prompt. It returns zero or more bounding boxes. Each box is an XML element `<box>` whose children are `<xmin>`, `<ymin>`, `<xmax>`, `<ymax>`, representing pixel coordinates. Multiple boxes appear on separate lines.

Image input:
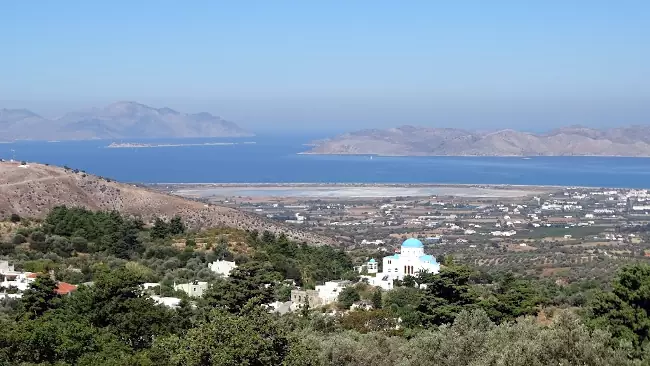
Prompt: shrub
<box><xmin>12</xmin><ymin>233</ymin><xmax>27</xmax><ymax>245</ymax></box>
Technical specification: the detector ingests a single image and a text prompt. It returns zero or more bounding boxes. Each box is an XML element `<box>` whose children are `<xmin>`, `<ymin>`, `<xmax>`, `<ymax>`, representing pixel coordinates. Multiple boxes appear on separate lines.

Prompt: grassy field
<box><xmin>514</xmin><ymin>226</ymin><xmax>605</xmax><ymax>240</ymax></box>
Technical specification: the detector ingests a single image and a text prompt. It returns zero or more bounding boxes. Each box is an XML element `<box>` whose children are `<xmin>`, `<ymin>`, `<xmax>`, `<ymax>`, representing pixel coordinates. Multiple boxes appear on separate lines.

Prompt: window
<box><xmin>388</xmin><ymin>260</ymin><xmax>391</xmax><ymax>264</ymax></box>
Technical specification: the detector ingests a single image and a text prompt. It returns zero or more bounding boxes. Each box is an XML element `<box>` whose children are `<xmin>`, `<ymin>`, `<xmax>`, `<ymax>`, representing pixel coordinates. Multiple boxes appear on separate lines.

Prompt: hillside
<box><xmin>0</xmin><ymin>101</ymin><xmax>252</xmax><ymax>140</ymax></box>
<box><xmin>305</xmin><ymin>125</ymin><xmax>650</xmax><ymax>156</ymax></box>
<box><xmin>0</xmin><ymin>161</ymin><xmax>332</xmax><ymax>245</ymax></box>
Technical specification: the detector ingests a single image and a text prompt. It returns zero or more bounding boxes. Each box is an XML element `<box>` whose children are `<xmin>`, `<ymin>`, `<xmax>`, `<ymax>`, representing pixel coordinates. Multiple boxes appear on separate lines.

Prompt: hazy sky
<box><xmin>1</xmin><ymin>1</ymin><xmax>648</xmax><ymax>132</ymax></box>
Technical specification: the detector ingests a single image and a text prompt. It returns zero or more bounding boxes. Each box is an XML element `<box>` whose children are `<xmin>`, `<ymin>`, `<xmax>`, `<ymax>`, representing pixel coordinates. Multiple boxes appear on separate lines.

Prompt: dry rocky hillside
<box><xmin>0</xmin><ymin>161</ymin><xmax>333</xmax><ymax>245</ymax></box>
<box><xmin>305</xmin><ymin>125</ymin><xmax>650</xmax><ymax>156</ymax></box>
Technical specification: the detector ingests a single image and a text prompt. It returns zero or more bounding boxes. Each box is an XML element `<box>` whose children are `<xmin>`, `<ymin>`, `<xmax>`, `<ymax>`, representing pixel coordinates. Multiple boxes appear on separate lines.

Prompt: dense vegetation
<box><xmin>3</xmin><ymin>207</ymin><xmax>650</xmax><ymax>364</ymax></box>
<box><xmin>5</xmin><ymin>206</ymin><xmax>354</xmax><ymax>289</ymax></box>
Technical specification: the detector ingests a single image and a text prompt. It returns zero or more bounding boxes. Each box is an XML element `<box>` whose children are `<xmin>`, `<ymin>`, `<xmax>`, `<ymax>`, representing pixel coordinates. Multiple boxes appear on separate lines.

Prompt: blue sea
<box><xmin>2</xmin><ymin>135</ymin><xmax>650</xmax><ymax>188</ymax></box>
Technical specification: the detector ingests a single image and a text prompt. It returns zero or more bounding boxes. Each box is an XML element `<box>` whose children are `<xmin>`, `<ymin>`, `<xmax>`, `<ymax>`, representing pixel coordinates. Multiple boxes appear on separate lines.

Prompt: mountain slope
<box><xmin>305</xmin><ymin>125</ymin><xmax>650</xmax><ymax>156</ymax></box>
<box><xmin>0</xmin><ymin>161</ymin><xmax>331</xmax><ymax>245</ymax></box>
<box><xmin>0</xmin><ymin>102</ymin><xmax>252</xmax><ymax>140</ymax></box>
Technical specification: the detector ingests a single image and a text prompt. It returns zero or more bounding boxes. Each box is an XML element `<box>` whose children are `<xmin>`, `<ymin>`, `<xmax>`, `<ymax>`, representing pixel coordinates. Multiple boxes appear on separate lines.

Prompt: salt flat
<box><xmin>172</xmin><ymin>185</ymin><xmax>545</xmax><ymax>198</ymax></box>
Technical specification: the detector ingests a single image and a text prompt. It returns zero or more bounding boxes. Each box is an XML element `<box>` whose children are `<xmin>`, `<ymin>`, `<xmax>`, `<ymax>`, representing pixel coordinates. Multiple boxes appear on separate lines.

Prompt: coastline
<box><xmin>146</xmin><ymin>182</ymin><xmax>567</xmax><ymax>188</ymax></box>
<box><xmin>297</xmin><ymin>151</ymin><xmax>650</xmax><ymax>158</ymax></box>
<box><xmin>150</xmin><ymin>183</ymin><xmax>560</xmax><ymax>199</ymax></box>
<box><xmin>144</xmin><ymin>182</ymin><xmax>633</xmax><ymax>199</ymax></box>
<box><xmin>106</xmin><ymin>142</ymin><xmax>255</xmax><ymax>148</ymax></box>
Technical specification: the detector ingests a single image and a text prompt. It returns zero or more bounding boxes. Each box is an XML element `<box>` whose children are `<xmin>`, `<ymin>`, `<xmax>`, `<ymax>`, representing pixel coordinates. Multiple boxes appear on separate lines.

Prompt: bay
<box><xmin>2</xmin><ymin>135</ymin><xmax>650</xmax><ymax>188</ymax></box>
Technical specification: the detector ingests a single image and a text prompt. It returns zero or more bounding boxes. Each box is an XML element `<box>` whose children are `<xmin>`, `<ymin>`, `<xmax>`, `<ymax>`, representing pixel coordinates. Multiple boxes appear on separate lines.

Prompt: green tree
<box><xmin>12</xmin><ymin>233</ymin><xmax>26</xmax><ymax>245</ymax></box>
<box><xmin>71</xmin><ymin>236</ymin><xmax>89</xmax><ymax>253</ymax></box>
<box><xmin>301</xmin><ymin>296</ymin><xmax>311</xmax><ymax>318</ymax></box>
<box><xmin>274</xmin><ymin>283</ymin><xmax>293</xmax><ymax>302</ymax></box>
<box><xmin>69</xmin><ymin>267</ymin><xmax>174</xmax><ymax>350</ymax></box>
<box><xmin>406</xmin><ymin>309</ymin><xmax>628</xmax><ymax>366</ymax></box>
<box><xmin>383</xmin><ymin>287</ymin><xmax>423</xmax><ymax>328</ymax></box>
<box><xmin>21</xmin><ymin>275</ymin><xmax>60</xmax><ymax>319</ymax></box>
<box><xmin>371</xmin><ymin>288</ymin><xmax>383</xmax><ymax>309</ymax></box>
<box><xmin>168</xmin><ymin>216</ymin><xmax>186</xmax><ymax>236</ymax></box>
<box><xmin>151</xmin><ymin>308</ymin><xmax>290</xmax><ymax>366</ymax></box>
<box><xmin>479</xmin><ymin>275</ymin><xmax>544</xmax><ymax>324</ymax></box>
<box><xmin>0</xmin><ymin>241</ymin><xmax>14</xmax><ymax>255</ymax></box>
<box><xmin>416</xmin><ymin>266</ymin><xmax>479</xmax><ymax>326</ymax></box>
<box><xmin>204</xmin><ymin>261</ymin><xmax>281</xmax><ymax>313</ymax></box>
<box><xmin>401</xmin><ymin>275</ymin><xmax>417</xmax><ymax>288</ymax></box>
<box><xmin>587</xmin><ymin>264</ymin><xmax>650</xmax><ymax>352</ymax></box>
<box><xmin>109</xmin><ymin>220</ymin><xmax>143</xmax><ymax>259</ymax></box>
<box><xmin>47</xmin><ymin>235</ymin><xmax>74</xmax><ymax>257</ymax></box>
<box><xmin>151</xmin><ymin>218</ymin><xmax>169</xmax><ymax>240</ymax></box>
<box><xmin>185</xmin><ymin>238</ymin><xmax>196</xmax><ymax>248</ymax></box>
<box><xmin>339</xmin><ymin>309</ymin><xmax>398</xmax><ymax>333</ymax></box>
<box><xmin>337</xmin><ymin>287</ymin><xmax>361</xmax><ymax>310</ymax></box>
<box><xmin>30</xmin><ymin>230</ymin><xmax>46</xmax><ymax>243</ymax></box>
<box><xmin>9</xmin><ymin>213</ymin><xmax>21</xmax><ymax>223</ymax></box>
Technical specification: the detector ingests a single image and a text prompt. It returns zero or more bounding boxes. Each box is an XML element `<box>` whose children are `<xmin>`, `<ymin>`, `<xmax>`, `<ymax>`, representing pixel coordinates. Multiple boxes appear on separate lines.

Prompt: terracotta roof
<box><xmin>55</xmin><ymin>282</ymin><xmax>77</xmax><ymax>295</ymax></box>
<box><xmin>26</xmin><ymin>273</ymin><xmax>39</xmax><ymax>279</ymax></box>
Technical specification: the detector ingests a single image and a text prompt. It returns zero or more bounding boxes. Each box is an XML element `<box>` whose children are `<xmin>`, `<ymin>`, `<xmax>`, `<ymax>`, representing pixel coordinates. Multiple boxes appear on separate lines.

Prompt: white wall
<box><xmin>209</xmin><ymin>260</ymin><xmax>237</xmax><ymax>277</ymax></box>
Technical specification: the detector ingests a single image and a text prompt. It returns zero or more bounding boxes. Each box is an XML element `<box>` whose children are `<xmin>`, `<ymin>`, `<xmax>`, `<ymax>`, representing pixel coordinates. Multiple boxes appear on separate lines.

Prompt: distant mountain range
<box><xmin>0</xmin><ymin>101</ymin><xmax>252</xmax><ymax>140</ymax></box>
<box><xmin>304</xmin><ymin>125</ymin><xmax>650</xmax><ymax>157</ymax></box>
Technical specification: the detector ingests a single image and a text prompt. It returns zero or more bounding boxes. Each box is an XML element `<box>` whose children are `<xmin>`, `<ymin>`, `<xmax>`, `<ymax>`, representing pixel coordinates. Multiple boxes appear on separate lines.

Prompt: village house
<box><xmin>174</xmin><ymin>280</ymin><xmax>208</xmax><ymax>297</ymax></box>
<box><xmin>208</xmin><ymin>260</ymin><xmax>237</xmax><ymax>277</ymax></box>
<box><xmin>315</xmin><ymin>280</ymin><xmax>353</xmax><ymax>304</ymax></box>
<box><xmin>290</xmin><ymin>289</ymin><xmax>322</xmax><ymax>308</ymax></box>
<box><xmin>150</xmin><ymin>295</ymin><xmax>182</xmax><ymax>308</ymax></box>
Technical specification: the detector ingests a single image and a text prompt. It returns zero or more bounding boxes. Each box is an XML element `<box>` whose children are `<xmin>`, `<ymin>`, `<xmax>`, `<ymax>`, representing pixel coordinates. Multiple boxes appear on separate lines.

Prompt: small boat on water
<box><xmin>522</xmin><ymin>157</ymin><xmax>532</xmax><ymax>160</ymax></box>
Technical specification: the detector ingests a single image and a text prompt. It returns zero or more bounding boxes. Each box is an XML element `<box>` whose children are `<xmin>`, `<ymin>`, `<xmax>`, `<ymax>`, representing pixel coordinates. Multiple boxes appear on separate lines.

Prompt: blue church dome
<box><xmin>401</xmin><ymin>238</ymin><xmax>423</xmax><ymax>248</ymax></box>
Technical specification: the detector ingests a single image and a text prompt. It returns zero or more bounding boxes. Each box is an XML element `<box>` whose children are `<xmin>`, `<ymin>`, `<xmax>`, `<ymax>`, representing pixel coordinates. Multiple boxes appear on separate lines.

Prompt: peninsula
<box><xmin>107</xmin><ymin>142</ymin><xmax>243</xmax><ymax>148</ymax></box>
<box><xmin>304</xmin><ymin>125</ymin><xmax>650</xmax><ymax>157</ymax></box>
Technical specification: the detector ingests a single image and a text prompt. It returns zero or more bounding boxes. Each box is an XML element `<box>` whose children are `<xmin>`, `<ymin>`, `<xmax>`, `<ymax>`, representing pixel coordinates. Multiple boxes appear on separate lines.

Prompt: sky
<box><xmin>1</xmin><ymin>0</ymin><xmax>649</xmax><ymax>132</ymax></box>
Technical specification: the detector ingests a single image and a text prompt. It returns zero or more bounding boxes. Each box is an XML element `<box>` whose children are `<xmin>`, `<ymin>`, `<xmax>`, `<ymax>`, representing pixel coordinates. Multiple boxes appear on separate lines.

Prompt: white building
<box><xmin>150</xmin><ymin>295</ymin><xmax>182</xmax><ymax>308</ymax></box>
<box><xmin>366</xmin><ymin>258</ymin><xmax>378</xmax><ymax>274</ymax></box>
<box><xmin>314</xmin><ymin>280</ymin><xmax>352</xmax><ymax>304</ymax></box>
<box><xmin>174</xmin><ymin>281</ymin><xmax>208</xmax><ymax>297</ymax></box>
<box><xmin>208</xmin><ymin>260</ymin><xmax>237</xmax><ymax>277</ymax></box>
<box><xmin>0</xmin><ymin>260</ymin><xmax>35</xmax><ymax>293</ymax></box>
<box><xmin>367</xmin><ymin>238</ymin><xmax>440</xmax><ymax>290</ymax></box>
<box><xmin>491</xmin><ymin>230</ymin><xmax>517</xmax><ymax>237</ymax></box>
<box><xmin>542</xmin><ymin>204</ymin><xmax>563</xmax><ymax>211</ymax></box>
<box><xmin>142</xmin><ymin>282</ymin><xmax>160</xmax><ymax>290</ymax></box>
<box><xmin>361</xmin><ymin>239</ymin><xmax>385</xmax><ymax>246</ymax></box>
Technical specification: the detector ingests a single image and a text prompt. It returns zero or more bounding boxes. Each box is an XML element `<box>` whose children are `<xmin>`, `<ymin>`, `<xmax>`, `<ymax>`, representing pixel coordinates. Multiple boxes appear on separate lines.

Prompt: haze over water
<box><xmin>3</xmin><ymin>137</ymin><xmax>650</xmax><ymax>188</ymax></box>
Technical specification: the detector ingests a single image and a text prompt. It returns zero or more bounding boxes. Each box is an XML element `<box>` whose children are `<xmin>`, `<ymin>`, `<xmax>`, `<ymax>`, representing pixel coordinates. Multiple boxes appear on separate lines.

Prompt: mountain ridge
<box><xmin>0</xmin><ymin>102</ymin><xmax>252</xmax><ymax>140</ymax></box>
<box><xmin>304</xmin><ymin>125</ymin><xmax>650</xmax><ymax>157</ymax></box>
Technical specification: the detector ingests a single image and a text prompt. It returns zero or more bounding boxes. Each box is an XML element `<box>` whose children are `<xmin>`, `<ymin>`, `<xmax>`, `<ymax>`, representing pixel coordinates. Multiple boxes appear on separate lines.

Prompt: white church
<box><xmin>364</xmin><ymin>238</ymin><xmax>440</xmax><ymax>290</ymax></box>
